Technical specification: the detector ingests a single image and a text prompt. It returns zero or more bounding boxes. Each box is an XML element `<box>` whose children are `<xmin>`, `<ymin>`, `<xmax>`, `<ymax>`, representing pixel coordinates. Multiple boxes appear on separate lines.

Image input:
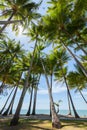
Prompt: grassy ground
<box><xmin>0</xmin><ymin>119</ymin><xmax>87</xmax><ymax>130</ymax></box>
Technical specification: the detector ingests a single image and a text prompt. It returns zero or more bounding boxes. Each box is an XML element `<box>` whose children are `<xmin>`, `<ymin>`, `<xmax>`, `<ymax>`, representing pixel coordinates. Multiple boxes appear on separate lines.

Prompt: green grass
<box><xmin>0</xmin><ymin>119</ymin><xmax>87</xmax><ymax>130</ymax></box>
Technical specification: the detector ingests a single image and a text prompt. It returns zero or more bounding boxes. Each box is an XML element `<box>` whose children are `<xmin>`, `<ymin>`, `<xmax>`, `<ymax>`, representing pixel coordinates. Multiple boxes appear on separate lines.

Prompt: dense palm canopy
<box><xmin>0</xmin><ymin>0</ymin><xmax>41</xmax><ymax>33</ymax></box>
<box><xmin>0</xmin><ymin>0</ymin><xmax>87</xmax><ymax>129</ymax></box>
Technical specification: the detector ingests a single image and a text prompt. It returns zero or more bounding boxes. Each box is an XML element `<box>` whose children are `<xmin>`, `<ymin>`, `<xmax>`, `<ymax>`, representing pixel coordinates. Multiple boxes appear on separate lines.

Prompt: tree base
<box><xmin>2</xmin><ymin>112</ymin><xmax>8</xmax><ymax>116</ymax></box>
<box><xmin>67</xmin><ymin>112</ymin><xmax>72</xmax><ymax>116</ymax></box>
<box><xmin>75</xmin><ymin>114</ymin><xmax>80</xmax><ymax>118</ymax></box>
<box><xmin>52</xmin><ymin>122</ymin><xmax>61</xmax><ymax>129</ymax></box>
<box><xmin>26</xmin><ymin>113</ymin><xmax>30</xmax><ymax>116</ymax></box>
<box><xmin>10</xmin><ymin>118</ymin><xmax>19</xmax><ymax>126</ymax></box>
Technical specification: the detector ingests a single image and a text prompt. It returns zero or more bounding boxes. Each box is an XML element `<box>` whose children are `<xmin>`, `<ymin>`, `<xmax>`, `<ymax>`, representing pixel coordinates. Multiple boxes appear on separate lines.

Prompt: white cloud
<box><xmin>38</xmin><ymin>84</ymin><xmax>66</xmax><ymax>95</ymax></box>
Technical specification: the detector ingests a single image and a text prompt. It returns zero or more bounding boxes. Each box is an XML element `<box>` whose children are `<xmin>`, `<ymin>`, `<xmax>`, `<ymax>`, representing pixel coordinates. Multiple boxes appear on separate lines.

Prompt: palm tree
<box><xmin>2</xmin><ymin>86</ymin><xmax>18</xmax><ymax>116</ymax></box>
<box><xmin>61</xmin><ymin>40</ymin><xmax>87</xmax><ymax>77</ymax></box>
<box><xmin>53</xmin><ymin>49</ymin><xmax>79</xmax><ymax>118</ymax></box>
<box><xmin>0</xmin><ymin>0</ymin><xmax>41</xmax><ymax>33</ymax></box>
<box><xmin>26</xmin><ymin>87</ymin><xmax>33</xmax><ymax>116</ymax></box>
<box><xmin>53</xmin><ymin>49</ymin><xmax>72</xmax><ymax>116</ymax></box>
<box><xmin>0</xmin><ymin>38</ymin><xmax>24</xmax><ymax>94</ymax></box>
<box><xmin>67</xmin><ymin>65</ymin><xmax>87</xmax><ymax>104</ymax></box>
<box><xmin>41</xmin><ymin>58</ymin><xmax>61</xmax><ymax>128</ymax></box>
<box><xmin>10</xmin><ymin>23</ymin><xmax>39</xmax><ymax>126</ymax></box>
<box><xmin>32</xmin><ymin>74</ymin><xmax>41</xmax><ymax>115</ymax></box>
<box><xmin>45</xmin><ymin>53</ymin><xmax>57</xmax><ymax>116</ymax></box>
<box><xmin>38</xmin><ymin>0</ymin><xmax>87</xmax><ymax>78</ymax></box>
<box><xmin>24</xmin><ymin>21</ymin><xmax>61</xmax><ymax>128</ymax></box>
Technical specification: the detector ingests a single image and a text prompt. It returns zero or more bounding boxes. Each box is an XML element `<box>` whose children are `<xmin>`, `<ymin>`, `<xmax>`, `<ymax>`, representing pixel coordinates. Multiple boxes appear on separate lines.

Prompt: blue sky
<box><xmin>0</xmin><ymin>0</ymin><xmax>87</xmax><ymax>113</ymax></box>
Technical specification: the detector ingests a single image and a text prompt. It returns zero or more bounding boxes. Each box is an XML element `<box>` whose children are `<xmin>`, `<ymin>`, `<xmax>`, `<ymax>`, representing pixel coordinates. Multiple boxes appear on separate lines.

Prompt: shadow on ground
<box><xmin>0</xmin><ymin>119</ymin><xmax>87</xmax><ymax>130</ymax></box>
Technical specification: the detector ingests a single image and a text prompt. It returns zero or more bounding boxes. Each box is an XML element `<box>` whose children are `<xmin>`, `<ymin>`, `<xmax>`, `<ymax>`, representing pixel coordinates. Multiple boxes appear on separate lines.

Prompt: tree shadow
<box><xmin>61</xmin><ymin>120</ymin><xmax>87</xmax><ymax>128</ymax></box>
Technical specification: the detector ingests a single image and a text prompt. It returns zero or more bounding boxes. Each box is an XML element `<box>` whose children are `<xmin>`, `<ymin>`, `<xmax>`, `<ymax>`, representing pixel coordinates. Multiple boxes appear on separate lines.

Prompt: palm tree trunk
<box><xmin>32</xmin><ymin>88</ymin><xmax>37</xmax><ymax>115</ymax></box>
<box><xmin>62</xmin><ymin>42</ymin><xmax>87</xmax><ymax>77</ymax></box>
<box><xmin>10</xmin><ymin>86</ymin><xmax>27</xmax><ymax>125</ymax></box>
<box><xmin>32</xmin><ymin>74</ymin><xmax>41</xmax><ymax>115</ymax></box>
<box><xmin>0</xmin><ymin>82</ymin><xmax>5</xmax><ymax>94</ymax></box>
<box><xmin>79</xmin><ymin>90</ymin><xmax>87</xmax><ymax>104</ymax></box>
<box><xmin>9</xmin><ymin>87</ymin><xmax>18</xmax><ymax>115</ymax></box>
<box><xmin>0</xmin><ymin>20</ymin><xmax>22</xmax><ymax>25</ymax></box>
<box><xmin>3</xmin><ymin>87</ymin><xmax>18</xmax><ymax>116</ymax></box>
<box><xmin>63</xmin><ymin>75</ymin><xmax>80</xmax><ymax>118</ymax></box>
<box><xmin>0</xmin><ymin>12</ymin><xmax>15</xmax><ymax>34</ymax></box>
<box><xmin>75</xmin><ymin>42</ymin><xmax>87</xmax><ymax>55</ymax></box>
<box><xmin>41</xmin><ymin>59</ymin><xmax>61</xmax><ymax>129</ymax></box>
<box><xmin>67</xmin><ymin>91</ymin><xmax>72</xmax><ymax>115</ymax></box>
<box><xmin>26</xmin><ymin>87</ymin><xmax>33</xmax><ymax>116</ymax></box>
<box><xmin>10</xmin><ymin>39</ymin><xmax>38</xmax><ymax>126</ymax></box>
<box><xmin>60</xmin><ymin>64</ymin><xmax>79</xmax><ymax>118</ymax></box>
<box><xmin>9</xmin><ymin>102</ymin><xmax>13</xmax><ymax>115</ymax></box>
<box><xmin>0</xmin><ymin>88</ymin><xmax>14</xmax><ymax>114</ymax></box>
<box><xmin>50</xmin><ymin>73</ymin><xmax>53</xmax><ymax>116</ymax></box>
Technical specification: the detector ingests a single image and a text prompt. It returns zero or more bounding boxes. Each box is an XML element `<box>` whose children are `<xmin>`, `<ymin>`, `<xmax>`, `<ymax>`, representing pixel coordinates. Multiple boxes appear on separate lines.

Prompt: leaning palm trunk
<box><xmin>67</xmin><ymin>91</ymin><xmax>72</xmax><ymax>115</ymax></box>
<box><xmin>0</xmin><ymin>12</ymin><xmax>15</xmax><ymax>34</ymax></box>
<box><xmin>0</xmin><ymin>82</ymin><xmax>5</xmax><ymax>94</ymax></box>
<box><xmin>63</xmin><ymin>75</ymin><xmax>79</xmax><ymax>118</ymax></box>
<box><xmin>3</xmin><ymin>87</ymin><xmax>18</xmax><ymax>116</ymax></box>
<box><xmin>75</xmin><ymin>42</ymin><xmax>87</xmax><ymax>56</ymax></box>
<box><xmin>62</xmin><ymin>42</ymin><xmax>87</xmax><ymax>77</ymax></box>
<box><xmin>0</xmin><ymin>88</ymin><xmax>14</xmax><ymax>114</ymax></box>
<box><xmin>10</xmin><ymin>85</ymin><xmax>27</xmax><ymax>125</ymax></box>
<box><xmin>9</xmin><ymin>101</ymin><xmax>14</xmax><ymax>115</ymax></box>
<box><xmin>60</xmin><ymin>64</ymin><xmax>79</xmax><ymax>118</ymax></box>
<box><xmin>41</xmin><ymin>59</ymin><xmax>61</xmax><ymax>129</ymax></box>
<box><xmin>26</xmin><ymin>87</ymin><xmax>33</xmax><ymax>116</ymax></box>
<box><xmin>9</xmin><ymin>88</ymin><xmax>18</xmax><ymax>115</ymax></box>
<box><xmin>10</xmin><ymin>39</ymin><xmax>38</xmax><ymax>126</ymax></box>
<box><xmin>0</xmin><ymin>20</ymin><xmax>22</xmax><ymax>25</ymax></box>
<box><xmin>79</xmin><ymin>90</ymin><xmax>87</xmax><ymax>104</ymax></box>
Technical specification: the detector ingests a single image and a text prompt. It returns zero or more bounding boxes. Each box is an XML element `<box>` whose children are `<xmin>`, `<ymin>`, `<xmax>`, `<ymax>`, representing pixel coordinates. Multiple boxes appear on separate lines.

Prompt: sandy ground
<box><xmin>0</xmin><ymin>114</ymin><xmax>87</xmax><ymax>130</ymax></box>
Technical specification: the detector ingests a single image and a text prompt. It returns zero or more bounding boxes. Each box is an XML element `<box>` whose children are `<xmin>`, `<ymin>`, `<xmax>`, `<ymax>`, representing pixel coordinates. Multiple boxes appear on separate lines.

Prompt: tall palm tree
<box><xmin>67</xmin><ymin>65</ymin><xmax>87</xmax><ymax>104</ymax></box>
<box><xmin>38</xmin><ymin>0</ymin><xmax>87</xmax><ymax>78</ymax></box>
<box><xmin>45</xmin><ymin>53</ymin><xmax>57</xmax><ymax>116</ymax></box>
<box><xmin>24</xmin><ymin>21</ymin><xmax>61</xmax><ymax>128</ymax></box>
<box><xmin>41</xmin><ymin>58</ymin><xmax>61</xmax><ymax>128</ymax></box>
<box><xmin>53</xmin><ymin>49</ymin><xmax>79</xmax><ymax>118</ymax></box>
<box><xmin>10</xmin><ymin>23</ymin><xmax>39</xmax><ymax>126</ymax></box>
